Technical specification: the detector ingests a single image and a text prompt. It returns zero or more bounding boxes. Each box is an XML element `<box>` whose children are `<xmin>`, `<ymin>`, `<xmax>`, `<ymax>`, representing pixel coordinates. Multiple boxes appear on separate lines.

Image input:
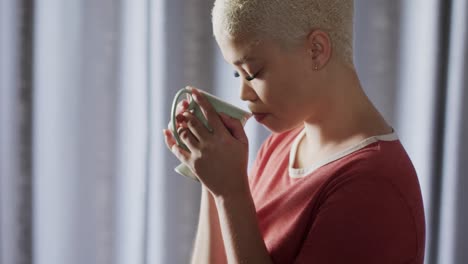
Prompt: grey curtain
<box><xmin>33</xmin><ymin>0</ymin><xmax>121</xmax><ymax>264</ymax></box>
<box><xmin>436</xmin><ymin>0</ymin><xmax>468</xmax><ymax>263</ymax></box>
<box><xmin>396</xmin><ymin>1</ymin><xmax>468</xmax><ymax>263</ymax></box>
<box><xmin>0</xmin><ymin>0</ymin><xmax>34</xmax><ymax>263</ymax></box>
<box><xmin>1</xmin><ymin>0</ymin><xmax>467</xmax><ymax>264</ymax></box>
<box><xmin>1</xmin><ymin>0</ymin><xmax>123</xmax><ymax>263</ymax></box>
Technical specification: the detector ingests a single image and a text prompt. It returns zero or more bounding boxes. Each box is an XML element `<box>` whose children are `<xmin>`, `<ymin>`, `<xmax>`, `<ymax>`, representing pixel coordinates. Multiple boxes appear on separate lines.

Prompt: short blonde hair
<box><xmin>212</xmin><ymin>0</ymin><xmax>354</xmax><ymax>66</ymax></box>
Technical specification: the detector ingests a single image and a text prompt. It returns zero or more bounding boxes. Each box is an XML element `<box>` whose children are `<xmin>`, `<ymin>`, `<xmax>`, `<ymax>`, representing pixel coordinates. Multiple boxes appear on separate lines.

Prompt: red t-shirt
<box><xmin>248</xmin><ymin>126</ymin><xmax>426</xmax><ymax>264</ymax></box>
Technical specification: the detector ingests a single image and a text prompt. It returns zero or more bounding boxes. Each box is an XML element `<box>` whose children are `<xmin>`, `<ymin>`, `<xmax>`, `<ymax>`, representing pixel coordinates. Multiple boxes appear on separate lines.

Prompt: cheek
<box><xmin>256</xmin><ymin>61</ymin><xmax>308</xmax><ymax>109</ymax></box>
<box><xmin>256</xmin><ymin>79</ymin><xmax>292</xmax><ymax>109</ymax></box>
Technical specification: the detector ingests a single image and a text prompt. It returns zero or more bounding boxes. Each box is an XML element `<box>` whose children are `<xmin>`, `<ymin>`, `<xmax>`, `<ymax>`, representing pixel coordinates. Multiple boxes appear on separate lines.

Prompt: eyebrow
<box><xmin>233</xmin><ymin>56</ymin><xmax>255</xmax><ymax>66</ymax></box>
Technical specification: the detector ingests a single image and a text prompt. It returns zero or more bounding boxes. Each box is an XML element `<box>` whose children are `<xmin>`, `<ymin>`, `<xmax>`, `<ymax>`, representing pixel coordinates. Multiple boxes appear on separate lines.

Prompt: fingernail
<box><xmin>177</xmin><ymin>126</ymin><xmax>185</xmax><ymax>134</ymax></box>
<box><xmin>192</xmin><ymin>93</ymin><xmax>200</xmax><ymax>101</ymax></box>
<box><xmin>176</xmin><ymin>114</ymin><xmax>185</xmax><ymax>122</ymax></box>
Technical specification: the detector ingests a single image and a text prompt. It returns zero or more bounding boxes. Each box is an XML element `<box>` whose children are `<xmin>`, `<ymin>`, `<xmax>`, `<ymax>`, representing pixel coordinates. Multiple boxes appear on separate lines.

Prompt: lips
<box><xmin>252</xmin><ymin>112</ymin><xmax>269</xmax><ymax>122</ymax></box>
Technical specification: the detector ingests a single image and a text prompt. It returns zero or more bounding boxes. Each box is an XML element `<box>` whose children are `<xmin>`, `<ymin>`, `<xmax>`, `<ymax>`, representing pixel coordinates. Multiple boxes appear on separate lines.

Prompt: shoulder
<box><xmin>304</xmin><ymin>138</ymin><xmax>424</xmax><ymax>224</ymax></box>
<box><xmin>315</xmin><ymin>140</ymin><xmax>425</xmax><ymax>246</ymax></box>
<box><xmin>319</xmin><ymin>139</ymin><xmax>420</xmax><ymax>202</ymax></box>
<box><xmin>300</xmin><ymin>146</ymin><xmax>425</xmax><ymax>262</ymax></box>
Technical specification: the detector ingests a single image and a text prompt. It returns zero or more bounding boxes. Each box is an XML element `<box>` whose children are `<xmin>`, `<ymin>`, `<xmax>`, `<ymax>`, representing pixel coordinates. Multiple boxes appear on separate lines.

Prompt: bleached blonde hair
<box><xmin>212</xmin><ymin>0</ymin><xmax>354</xmax><ymax>66</ymax></box>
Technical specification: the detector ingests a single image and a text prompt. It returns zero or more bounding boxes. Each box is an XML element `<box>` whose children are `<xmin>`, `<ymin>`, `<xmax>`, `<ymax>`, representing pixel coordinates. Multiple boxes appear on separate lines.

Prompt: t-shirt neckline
<box><xmin>288</xmin><ymin>128</ymin><xmax>399</xmax><ymax>178</ymax></box>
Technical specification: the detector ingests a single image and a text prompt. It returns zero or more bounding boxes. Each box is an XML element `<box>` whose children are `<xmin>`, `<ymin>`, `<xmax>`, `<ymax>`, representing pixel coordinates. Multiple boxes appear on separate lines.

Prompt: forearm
<box><xmin>191</xmin><ymin>186</ymin><xmax>227</xmax><ymax>264</ymax></box>
<box><xmin>214</xmin><ymin>186</ymin><xmax>273</xmax><ymax>264</ymax></box>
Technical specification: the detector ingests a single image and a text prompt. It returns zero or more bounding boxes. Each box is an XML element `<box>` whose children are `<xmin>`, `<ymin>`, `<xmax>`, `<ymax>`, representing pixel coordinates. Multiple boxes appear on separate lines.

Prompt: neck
<box><xmin>302</xmin><ymin>64</ymin><xmax>391</xmax><ymax>153</ymax></box>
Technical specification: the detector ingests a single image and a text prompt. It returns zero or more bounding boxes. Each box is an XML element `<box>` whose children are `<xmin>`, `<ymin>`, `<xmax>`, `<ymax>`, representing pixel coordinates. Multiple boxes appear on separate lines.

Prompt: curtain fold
<box><xmin>0</xmin><ymin>0</ymin><xmax>34</xmax><ymax>263</ymax></box>
<box><xmin>156</xmin><ymin>0</ymin><xmax>210</xmax><ymax>262</ymax></box>
<box><xmin>146</xmin><ymin>0</ymin><xmax>167</xmax><ymax>263</ymax></box>
<box><xmin>437</xmin><ymin>0</ymin><xmax>468</xmax><ymax>263</ymax></box>
<box><xmin>396</xmin><ymin>1</ymin><xmax>448</xmax><ymax>263</ymax></box>
<box><xmin>33</xmin><ymin>0</ymin><xmax>121</xmax><ymax>263</ymax></box>
<box><xmin>114</xmin><ymin>0</ymin><xmax>149</xmax><ymax>263</ymax></box>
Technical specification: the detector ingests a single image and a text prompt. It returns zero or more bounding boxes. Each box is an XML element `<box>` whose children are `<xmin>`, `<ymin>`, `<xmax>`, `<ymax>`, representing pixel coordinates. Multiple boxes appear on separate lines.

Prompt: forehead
<box><xmin>216</xmin><ymin>35</ymin><xmax>269</xmax><ymax>65</ymax></box>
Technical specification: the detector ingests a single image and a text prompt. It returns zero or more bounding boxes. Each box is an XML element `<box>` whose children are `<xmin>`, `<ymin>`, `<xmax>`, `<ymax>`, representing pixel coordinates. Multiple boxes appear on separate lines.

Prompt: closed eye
<box><xmin>233</xmin><ymin>70</ymin><xmax>258</xmax><ymax>81</ymax></box>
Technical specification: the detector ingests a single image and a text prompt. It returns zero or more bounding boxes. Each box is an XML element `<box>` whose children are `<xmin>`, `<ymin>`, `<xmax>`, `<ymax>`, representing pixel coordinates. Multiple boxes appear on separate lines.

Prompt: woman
<box><xmin>163</xmin><ymin>0</ymin><xmax>425</xmax><ymax>263</ymax></box>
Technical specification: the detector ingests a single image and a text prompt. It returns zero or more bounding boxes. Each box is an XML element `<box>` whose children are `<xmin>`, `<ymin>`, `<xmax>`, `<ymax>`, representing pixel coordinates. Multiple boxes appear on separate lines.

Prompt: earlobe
<box><xmin>307</xmin><ymin>49</ymin><xmax>321</xmax><ymax>71</ymax></box>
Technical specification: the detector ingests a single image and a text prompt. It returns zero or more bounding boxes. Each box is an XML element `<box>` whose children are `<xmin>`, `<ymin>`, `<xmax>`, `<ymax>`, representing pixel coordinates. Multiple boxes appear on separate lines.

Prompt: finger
<box><xmin>163</xmin><ymin>129</ymin><xmax>177</xmax><ymax>150</ymax></box>
<box><xmin>167</xmin><ymin>99</ymin><xmax>190</xmax><ymax>132</ymax></box>
<box><xmin>168</xmin><ymin>120</ymin><xmax>187</xmax><ymax>132</ymax></box>
<box><xmin>164</xmin><ymin>127</ymin><xmax>192</xmax><ymax>153</ymax></box>
<box><xmin>176</xmin><ymin>99</ymin><xmax>189</xmax><ymax>115</ymax></box>
<box><xmin>167</xmin><ymin>113</ymin><xmax>192</xmax><ymax>154</ymax></box>
<box><xmin>178</xmin><ymin>125</ymin><xmax>200</xmax><ymax>151</ymax></box>
<box><xmin>188</xmin><ymin>87</ymin><xmax>226</xmax><ymax>133</ymax></box>
<box><xmin>218</xmin><ymin>112</ymin><xmax>248</xmax><ymax>145</ymax></box>
<box><xmin>171</xmin><ymin>144</ymin><xmax>191</xmax><ymax>163</ymax></box>
<box><xmin>163</xmin><ymin>129</ymin><xmax>176</xmax><ymax>149</ymax></box>
<box><xmin>165</xmin><ymin>129</ymin><xmax>191</xmax><ymax>161</ymax></box>
<box><xmin>182</xmin><ymin>111</ymin><xmax>210</xmax><ymax>141</ymax></box>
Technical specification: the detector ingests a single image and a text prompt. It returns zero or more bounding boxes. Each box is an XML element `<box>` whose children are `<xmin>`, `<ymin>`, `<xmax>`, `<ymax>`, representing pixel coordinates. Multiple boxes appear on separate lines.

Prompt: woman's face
<box><xmin>216</xmin><ymin>35</ymin><xmax>329</xmax><ymax>133</ymax></box>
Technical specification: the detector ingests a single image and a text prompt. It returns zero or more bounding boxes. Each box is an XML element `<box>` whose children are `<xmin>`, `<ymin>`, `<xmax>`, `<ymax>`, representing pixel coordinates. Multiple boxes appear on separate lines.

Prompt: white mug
<box><xmin>170</xmin><ymin>88</ymin><xmax>252</xmax><ymax>180</ymax></box>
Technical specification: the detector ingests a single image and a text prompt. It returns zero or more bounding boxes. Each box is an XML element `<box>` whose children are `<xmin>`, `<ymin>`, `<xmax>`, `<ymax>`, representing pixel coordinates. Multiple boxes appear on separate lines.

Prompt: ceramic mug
<box><xmin>170</xmin><ymin>87</ymin><xmax>252</xmax><ymax>180</ymax></box>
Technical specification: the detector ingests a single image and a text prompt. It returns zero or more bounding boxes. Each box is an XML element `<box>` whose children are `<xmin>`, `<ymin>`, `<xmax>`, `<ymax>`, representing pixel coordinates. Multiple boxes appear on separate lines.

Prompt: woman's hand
<box><xmin>163</xmin><ymin>86</ymin><xmax>250</xmax><ymax>198</ymax></box>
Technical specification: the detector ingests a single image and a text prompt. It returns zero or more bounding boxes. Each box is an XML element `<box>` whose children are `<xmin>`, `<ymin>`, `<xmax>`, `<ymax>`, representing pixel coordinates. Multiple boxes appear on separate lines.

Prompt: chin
<box><xmin>263</xmin><ymin>120</ymin><xmax>304</xmax><ymax>134</ymax></box>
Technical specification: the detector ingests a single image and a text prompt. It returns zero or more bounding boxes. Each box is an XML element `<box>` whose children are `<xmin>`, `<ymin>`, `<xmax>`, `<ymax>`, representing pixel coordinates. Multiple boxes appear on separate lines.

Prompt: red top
<box><xmin>248</xmin><ymin>126</ymin><xmax>425</xmax><ymax>264</ymax></box>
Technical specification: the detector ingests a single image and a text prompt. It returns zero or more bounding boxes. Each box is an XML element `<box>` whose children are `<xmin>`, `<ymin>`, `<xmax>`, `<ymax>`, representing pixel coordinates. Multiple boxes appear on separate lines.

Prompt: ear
<box><xmin>306</xmin><ymin>30</ymin><xmax>332</xmax><ymax>70</ymax></box>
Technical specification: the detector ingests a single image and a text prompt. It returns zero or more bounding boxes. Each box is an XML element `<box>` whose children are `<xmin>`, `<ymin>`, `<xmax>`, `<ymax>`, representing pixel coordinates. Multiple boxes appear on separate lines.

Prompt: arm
<box><xmin>214</xmin><ymin>181</ymin><xmax>273</xmax><ymax>264</ymax></box>
<box><xmin>163</xmin><ymin>97</ymin><xmax>226</xmax><ymax>262</ymax></box>
<box><xmin>170</xmin><ymin>88</ymin><xmax>272</xmax><ymax>263</ymax></box>
<box><xmin>190</xmin><ymin>186</ymin><xmax>227</xmax><ymax>264</ymax></box>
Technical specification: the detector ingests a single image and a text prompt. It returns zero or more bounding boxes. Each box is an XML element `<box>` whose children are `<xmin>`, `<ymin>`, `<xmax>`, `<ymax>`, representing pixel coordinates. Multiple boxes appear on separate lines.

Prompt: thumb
<box><xmin>218</xmin><ymin>112</ymin><xmax>248</xmax><ymax>145</ymax></box>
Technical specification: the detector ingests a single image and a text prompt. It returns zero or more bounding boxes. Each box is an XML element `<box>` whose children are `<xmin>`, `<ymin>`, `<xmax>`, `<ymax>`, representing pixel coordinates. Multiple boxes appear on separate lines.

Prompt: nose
<box><xmin>239</xmin><ymin>81</ymin><xmax>258</xmax><ymax>102</ymax></box>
